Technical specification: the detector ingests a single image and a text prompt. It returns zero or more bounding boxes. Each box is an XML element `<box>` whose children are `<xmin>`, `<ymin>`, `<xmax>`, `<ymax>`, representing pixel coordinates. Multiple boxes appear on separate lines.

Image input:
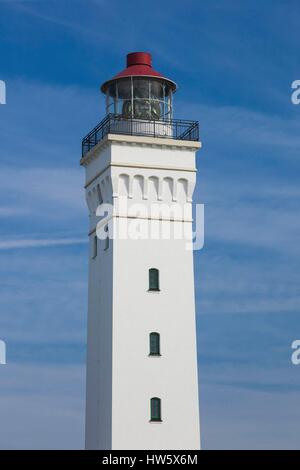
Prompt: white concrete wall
<box><xmin>112</xmin><ymin>233</ymin><xmax>200</xmax><ymax>449</ymax></box>
<box><xmin>85</xmin><ymin>234</ymin><xmax>113</xmax><ymax>449</ymax></box>
<box><xmin>83</xmin><ymin>135</ymin><xmax>201</xmax><ymax>450</ymax></box>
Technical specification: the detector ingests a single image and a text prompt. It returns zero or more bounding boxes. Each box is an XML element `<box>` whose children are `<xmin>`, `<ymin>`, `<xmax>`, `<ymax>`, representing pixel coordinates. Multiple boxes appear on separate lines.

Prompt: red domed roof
<box><xmin>101</xmin><ymin>52</ymin><xmax>177</xmax><ymax>93</ymax></box>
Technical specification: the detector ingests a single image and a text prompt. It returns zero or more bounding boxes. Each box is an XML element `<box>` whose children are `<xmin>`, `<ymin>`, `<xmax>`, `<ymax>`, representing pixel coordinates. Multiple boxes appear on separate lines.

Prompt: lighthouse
<box><xmin>81</xmin><ymin>52</ymin><xmax>201</xmax><ymax>450</ymax></box>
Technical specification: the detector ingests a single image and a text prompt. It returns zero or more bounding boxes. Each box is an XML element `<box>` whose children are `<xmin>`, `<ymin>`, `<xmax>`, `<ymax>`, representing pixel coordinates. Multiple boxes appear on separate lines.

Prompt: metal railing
<box><xmin>82</xmin><ymin>114</ymin><xmax>199</xmax><ymax>157</ymax></box>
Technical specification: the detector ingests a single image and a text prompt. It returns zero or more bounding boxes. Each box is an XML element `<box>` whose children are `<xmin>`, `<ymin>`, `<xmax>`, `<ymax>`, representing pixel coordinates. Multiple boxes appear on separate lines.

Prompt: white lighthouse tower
<box><xmin>81</xmin><ymin>52</ymin><xmax>201</xmax><ymax>450</ymax></box>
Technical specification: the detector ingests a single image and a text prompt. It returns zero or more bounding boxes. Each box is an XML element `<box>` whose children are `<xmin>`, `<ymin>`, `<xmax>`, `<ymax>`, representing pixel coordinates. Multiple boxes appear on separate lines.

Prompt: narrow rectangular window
<box><xmin>149</xmin><ymin>268</ymin><xmax>159</xmax><ymax>291</ymax></box>
<box><xmin>149</xmin><ymin>332</ymin><xmax>160</xmax><ymax>356</ymax></box>
<box><xmin>92</xmin><ymin>235</ymin><xmax>97</xmax><ymax>258</ymax></box>
<box><xmin>150</xmin><ymin>397</ymin><xmax>162</xmax><ymax>422</ymax></box>
<box><xmin>104</xmin><ymin>225</ymin><xmax>109</xmax><ymax>251</ymax></box>
<box><xmin>97</xmin><ymin>183</ymin><xmax>103</xmax><ymax>205</ymax></box>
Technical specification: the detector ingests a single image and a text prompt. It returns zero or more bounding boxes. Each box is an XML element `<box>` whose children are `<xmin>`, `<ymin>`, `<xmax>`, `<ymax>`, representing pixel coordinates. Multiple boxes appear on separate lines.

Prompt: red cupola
<box><xmin>101</xmin><ymin>52</ymin><xmax>176</xmax><ymax>121</ymax></box>
<box><xmin>101</xmin><ymin>52</ymin><xmax>176</xmax><ymax>91</ymax></box>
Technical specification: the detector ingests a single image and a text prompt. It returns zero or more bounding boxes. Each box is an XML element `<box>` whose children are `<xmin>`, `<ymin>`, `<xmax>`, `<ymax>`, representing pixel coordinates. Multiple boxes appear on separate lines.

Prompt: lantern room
<box><xmin>101</xmin><ymin>52</ymin><xmax>177</xmax><ymax>121</ymax></box>
<box><xmin>81</xmin><ymin>52</ymin><xmax>199</xmax><ymax>157</ymax></box>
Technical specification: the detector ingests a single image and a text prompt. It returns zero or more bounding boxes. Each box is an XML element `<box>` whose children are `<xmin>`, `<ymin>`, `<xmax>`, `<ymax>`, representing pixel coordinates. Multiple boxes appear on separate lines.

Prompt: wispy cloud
<box><xmin>4</xmin><ymin>0</ymin><xmax>110</xmax><ymax>43</ymax></box>
<box><xmin>0</xmin><ymin>207</ymin><xmax>31</xmax><ymax>217</ymax></box>
<box><xmin>0</xmin><ymin>363</ymin><xmax>84</xmax><ymax>449</ymax></box>
<box><xmin>0</xmin><ymin>237</ymin><xmax>87</xmax><ymax>250</ymax></box>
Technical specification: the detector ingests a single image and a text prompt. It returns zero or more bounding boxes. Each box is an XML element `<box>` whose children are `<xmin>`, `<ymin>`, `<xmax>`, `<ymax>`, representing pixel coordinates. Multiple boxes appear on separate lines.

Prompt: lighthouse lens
<box><xmin>122</xmin><ymin>100</ymin><xmax>132</xmax><ymax>118</ymax></box>
<box><xmin>134</xmin><ymin>100</ymin><xmax>150</xmax><ymax>119</ymax></box>
<box><xmin>122</xmin><ymin>99</ymin><xmax>161</xmax><ymax>120</ymax></box>
<box><xmin>112</xmin><ymin>78</ymin><xmax>170</xmax><ymax>120</ymax></box>
<box><xmin>150</xmin><ymin>101</ymin><xmax>160</xmax><ymax>120</ymax></box>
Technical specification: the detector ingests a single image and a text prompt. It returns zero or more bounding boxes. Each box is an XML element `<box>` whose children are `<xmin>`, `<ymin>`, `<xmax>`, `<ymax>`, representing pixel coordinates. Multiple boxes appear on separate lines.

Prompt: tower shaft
<box><xmin>82</xmin><ymin>134</ymin><xmax>201</xmax><ymax>450</ymax></box>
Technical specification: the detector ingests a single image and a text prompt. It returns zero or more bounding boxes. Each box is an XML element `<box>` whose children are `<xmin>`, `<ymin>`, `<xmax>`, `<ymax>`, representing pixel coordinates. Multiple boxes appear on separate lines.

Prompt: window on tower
<box><xmin>149</xmin><ymin>332</ymin><xmax>160</xmax><ymax>356</ymax></box>
<box><xmin>148</xmin><ymin>268</ymin><xmax>159</xmax><ymax>291</ymax></box>
<box><xmin>104</xmin><ymin>225</ymin><xmax>109</xmax><ymax>251</ymax></box>
<box><xmin>96</xmin><ymin>183</ymin><xmax>103</xmax><ymax>205</ymax></box>
<box><xmin>92</xmin><ymin>235</ymin><xmax>97</xmax><ymax>258</ymax></box>
<box><xmin>150</xmin><ymin>397</ymin><xmax>162</xmax><ymax>422</ymax></box>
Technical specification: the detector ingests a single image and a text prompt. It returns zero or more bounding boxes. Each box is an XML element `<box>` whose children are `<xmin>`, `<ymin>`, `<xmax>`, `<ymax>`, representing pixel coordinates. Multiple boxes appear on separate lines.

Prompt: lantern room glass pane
<box><xmin>133</xmin><ymin>78</ymin><xmax>150</xmax><ymax>119</ymax></box>
<box><xmin>108</xmin><ymin>83</ymin><xmax>116</xmax><ymax>97</ymax></box>
<box><xmin>117</xmin><ymin>79</ymin><xmax>131</xmax><ymax>99</ymax></box>
<box><xmin>105</xmin><ymin>77</ymin><xmax>173</xmax><ymax>120</ymax></box>
<box><xmin>164</xmin><ymin>83</ymin><xmax>172</xmax><ymax>96</ymax></box>
<box><xmin>133</xmin><ymin>78</ymin><xmax>149</xmax><ymax>99</ymax></box>
<box><xmin>150</xmin><ymin>80</ymin><xmax>163</xmax><ymax>99</ymax></box>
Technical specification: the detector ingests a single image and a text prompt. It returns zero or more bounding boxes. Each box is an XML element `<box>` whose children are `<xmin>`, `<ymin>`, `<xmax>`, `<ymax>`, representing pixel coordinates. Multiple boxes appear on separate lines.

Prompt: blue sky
<box><xmin>0</xmin><ymin>0</ymin><xmax>300</xmax><ymax>449</ymax></box>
